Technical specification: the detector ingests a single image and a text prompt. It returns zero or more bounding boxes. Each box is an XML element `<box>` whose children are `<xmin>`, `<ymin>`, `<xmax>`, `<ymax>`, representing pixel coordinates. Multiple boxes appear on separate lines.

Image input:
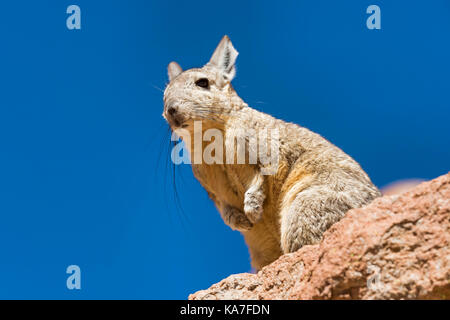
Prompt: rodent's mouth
<box><xmin>172</xmin><ymin>118</ymin><xmax>181</xmax><ymax>128</ymax></box>
<box><xmin>166</xmin><ymin>116</ymin><xmax>189</xmax><ymax>129</ymax></box>
<box><xmin>164</xmin><ymin>106</ymin><xmax>187</xmax><ymax>129</ymax></box>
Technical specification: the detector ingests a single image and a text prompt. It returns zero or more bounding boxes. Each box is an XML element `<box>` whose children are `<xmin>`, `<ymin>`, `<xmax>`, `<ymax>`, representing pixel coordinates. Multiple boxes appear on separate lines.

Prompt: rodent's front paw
<box><xmin>244</xmin><ymin>188</ymin><xmax>265</xmax><ymax>224</ymax></box>
<box><xmin>222</xmin><ymin>205</ymin><xmax>254</xmax><ymax>232</ymax></box>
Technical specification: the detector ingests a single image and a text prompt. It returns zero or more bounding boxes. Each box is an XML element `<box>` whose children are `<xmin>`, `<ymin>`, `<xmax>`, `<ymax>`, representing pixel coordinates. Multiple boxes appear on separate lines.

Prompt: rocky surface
<box><xmin>189</xmin><ymin>173</ymin><xmax>450</xmax><ymax>300</ymax></box>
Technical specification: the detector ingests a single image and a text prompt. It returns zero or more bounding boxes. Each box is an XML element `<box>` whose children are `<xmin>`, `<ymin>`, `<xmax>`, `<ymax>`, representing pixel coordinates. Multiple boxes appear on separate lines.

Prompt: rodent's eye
<box><xmin>195</xmin><ymin>78</ymin><xmax>209</xmax><ymax>88</ymax></box>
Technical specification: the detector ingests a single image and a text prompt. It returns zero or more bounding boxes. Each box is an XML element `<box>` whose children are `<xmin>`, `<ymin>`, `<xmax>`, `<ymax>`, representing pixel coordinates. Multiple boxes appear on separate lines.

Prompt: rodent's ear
<box><xmin>208</xmin><ymin>35</ymin><xmax>239</xmax><ymax>82</ymax></box>
<box><xmin>168</xmin><ymin>61</ymin><xmax>183</xmax><ymax>81</ymax></box>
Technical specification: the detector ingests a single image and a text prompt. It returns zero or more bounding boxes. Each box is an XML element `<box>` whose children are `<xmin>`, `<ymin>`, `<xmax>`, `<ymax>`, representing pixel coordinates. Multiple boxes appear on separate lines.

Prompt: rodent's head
<box><xmin>163</xmin><ymin>35</ymin><xmax>241</xmax><ymax>130</ymax></box>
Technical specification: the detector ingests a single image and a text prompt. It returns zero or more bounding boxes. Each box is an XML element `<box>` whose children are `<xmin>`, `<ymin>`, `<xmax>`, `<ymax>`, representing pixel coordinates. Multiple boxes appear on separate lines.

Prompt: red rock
<box><xmin>189</xmin><ymin>173</ymin><xmax>450</xmax><ymax>300</ymax></box>
<box><xmin>381</xmin><ymin>179</ymin><xmax>424</xmax><ymax>196</ymax></box>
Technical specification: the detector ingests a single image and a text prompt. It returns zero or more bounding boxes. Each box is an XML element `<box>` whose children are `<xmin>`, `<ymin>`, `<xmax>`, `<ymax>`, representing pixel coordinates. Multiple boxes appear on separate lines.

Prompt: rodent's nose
<box><xmin>165</xmin><ymin>104</ymin><xmax>183</xmax><ymax>127</ymax></box>
<box><xmin>167</xmin><ymin>107</ymin><xmax>177</xmax><ymax>116</ymax></box>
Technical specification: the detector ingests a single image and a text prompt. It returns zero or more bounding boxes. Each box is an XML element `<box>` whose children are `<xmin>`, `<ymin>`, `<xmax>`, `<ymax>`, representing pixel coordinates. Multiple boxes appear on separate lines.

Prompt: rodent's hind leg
<box><xmin>280</xmin><ymin>186</ymin><xmax>351</xmax><ymax>253</ymax></box>
<box><xmin>221</xmin><ymin>205</ymin><xmax>254</xmax><ymax>232</ymax></box>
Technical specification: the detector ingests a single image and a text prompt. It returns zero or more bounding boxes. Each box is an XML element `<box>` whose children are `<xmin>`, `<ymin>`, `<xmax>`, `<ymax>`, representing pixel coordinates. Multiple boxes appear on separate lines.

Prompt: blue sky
<box><xmin>0</xmin><ymin>1</ymin><xmax>449</xmax><ymax>299</ymax></box>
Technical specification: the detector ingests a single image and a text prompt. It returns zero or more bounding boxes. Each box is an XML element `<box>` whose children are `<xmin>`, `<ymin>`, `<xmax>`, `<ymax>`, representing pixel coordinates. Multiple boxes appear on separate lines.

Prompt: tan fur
<box><xmin>163</xmin><ymin>36</ymin><xmax>381</xmax><ymax>270</ymax></box>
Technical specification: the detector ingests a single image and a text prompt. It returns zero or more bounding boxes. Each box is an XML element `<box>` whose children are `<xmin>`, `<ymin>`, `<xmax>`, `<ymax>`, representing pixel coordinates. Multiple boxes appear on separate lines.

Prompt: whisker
<box><xmin>171</xmin><ymin>140</ymin><xmax>192</xmax><ymax>230</ymax></box>
<box><xmin>162</xmin><ymin>127</ymin><xmax>176</xmax><ymax>227</ymax></box>
<box><xmin>151</xmin><ymin>83</ymin><xmax>165</xmax><ymax>93</ymax></box>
